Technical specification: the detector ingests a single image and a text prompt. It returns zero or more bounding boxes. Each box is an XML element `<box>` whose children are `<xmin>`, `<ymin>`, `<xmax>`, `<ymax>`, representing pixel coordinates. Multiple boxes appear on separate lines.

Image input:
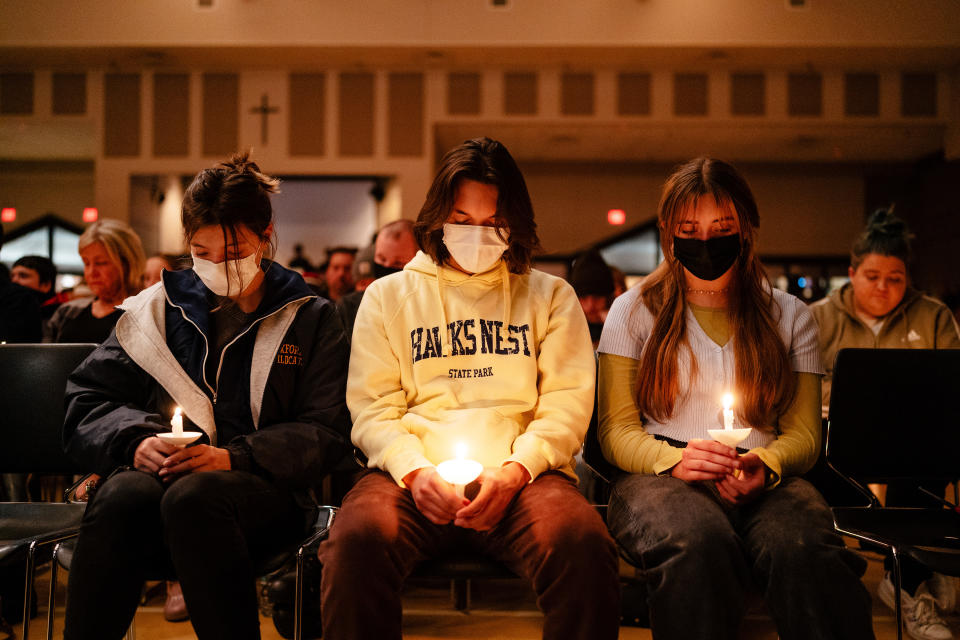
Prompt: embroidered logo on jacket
<box><xmin>906</xmin><ymin>329</ymin><xmax>923</xmax><ymax>342</ymax></box>
<box><xmin>276</xmin><ymin>343</ymin><xmax>304</xmax><ymax>366</ymax></box>
<box><xmin>410</xmin><ymin>319</ymin><xmax>532</xmax><ymax>362</ymax></box>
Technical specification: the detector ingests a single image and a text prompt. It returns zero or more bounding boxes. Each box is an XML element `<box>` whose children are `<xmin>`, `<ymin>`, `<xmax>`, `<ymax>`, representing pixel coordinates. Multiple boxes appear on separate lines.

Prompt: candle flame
<box><xmin>454</xmin><ymin>442</ymin><xmax>467</xmax><ymax>460</ymax></box>
<box><xmin>722</xmin><ymin>393</ymin><xmax>733</xmax><ymax>410</ymax></box>
<box><xmin>174</xmin><ymin>407</ymin><xmax>182</xmax><ymax>417</ymax></box>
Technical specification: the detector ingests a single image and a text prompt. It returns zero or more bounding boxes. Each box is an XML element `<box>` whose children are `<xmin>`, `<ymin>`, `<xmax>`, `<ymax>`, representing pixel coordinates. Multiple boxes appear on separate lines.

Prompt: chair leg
<box><xmin>294</xmin><ymin>547</ymin><xmax>306</xmax><ymax>640</ymax></box>
<box><xmin>891</xmin><ymin>546</ymin><xmax>903</xmax><ymax>640</ymax></box>
<box><xmin>126</xmin><ymin>616</ymin><xmax>137</xmax><ymax>640</ymax></box>
<box><xmin>22</xmin><ymin>540</ymin><xmax>37</xmax><ymax>640</ymax></box>
<box><xmin>452</xmin><ymin>578</ymin><xmax>469</xmax><ymax>611</ymax></box>
<box><xmin>47</xmin><ymin>542</ymin><xmax>62</xmax><ymax>640</ymax></box>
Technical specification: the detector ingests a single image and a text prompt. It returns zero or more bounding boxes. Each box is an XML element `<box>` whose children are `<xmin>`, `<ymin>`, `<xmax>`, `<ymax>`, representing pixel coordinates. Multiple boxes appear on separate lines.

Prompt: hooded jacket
<box><xmin>811</xmin><ymin>283</ymin><xmax>960</xmax><ymax>406</ymax></box>
<box><xmin>347</xmin><ymin>251</ymin><xmax>596</xmax><ymax>486</ymax></box>
<box><xmin>63</xmin><ymin>262</ymin><xmax>353</xmax><ymax>493</ymax></box>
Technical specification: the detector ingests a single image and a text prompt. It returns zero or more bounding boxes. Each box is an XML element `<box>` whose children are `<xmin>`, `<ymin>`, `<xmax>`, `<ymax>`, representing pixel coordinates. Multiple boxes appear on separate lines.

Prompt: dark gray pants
<box><xmin>608</xmin><ymin>474</ymin><xmax>875</xmax><ymax>640</ymax></box>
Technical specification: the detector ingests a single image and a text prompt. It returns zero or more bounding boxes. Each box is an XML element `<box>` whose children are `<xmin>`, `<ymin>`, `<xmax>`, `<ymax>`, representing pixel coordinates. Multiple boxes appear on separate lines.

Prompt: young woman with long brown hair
<box><xmin>597</xmin><ymin>157</ymin><xmax>874</xmax><ymax>639</ymax></box>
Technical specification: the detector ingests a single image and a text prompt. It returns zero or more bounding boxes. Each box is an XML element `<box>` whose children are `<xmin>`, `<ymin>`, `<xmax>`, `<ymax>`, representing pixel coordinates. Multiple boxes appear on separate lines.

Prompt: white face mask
<box><xmin>442</xmin><ymin>223</ymin><xmax>508</xmax><ymax>274</ymax></box>
<box><xmin>192</xmin><ymin>245</ymin><xmax>263</xmax><ymax>297</ymax></box>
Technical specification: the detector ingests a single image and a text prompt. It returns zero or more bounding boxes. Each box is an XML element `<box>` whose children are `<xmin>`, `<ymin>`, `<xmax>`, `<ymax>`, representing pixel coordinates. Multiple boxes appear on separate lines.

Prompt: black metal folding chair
<box><xmin>826</xmin><ymin>348</ymin><xmax>960</xmax><ymax>640</ymax></box>
<box><xmin>0</xmin><ymin>343</ymin><xmax>97</xmax><ymax>640</ymax></box>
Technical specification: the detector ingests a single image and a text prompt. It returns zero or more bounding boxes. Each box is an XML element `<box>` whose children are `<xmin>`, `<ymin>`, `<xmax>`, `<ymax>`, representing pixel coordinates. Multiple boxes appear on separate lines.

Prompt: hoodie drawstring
<box><xmin>436</xmin><ymin>266</ymin><xmax>450</xmax><ymax>357</ymax></box>
<box><xmin>500</xmin><ymin>260</ymin><xmax>512</xmax><ymax>340</ymax></box>
<box><xmin>434</xmin><ymin>259</ymin><xmax>512</xmax><ymax>357</ymax></box>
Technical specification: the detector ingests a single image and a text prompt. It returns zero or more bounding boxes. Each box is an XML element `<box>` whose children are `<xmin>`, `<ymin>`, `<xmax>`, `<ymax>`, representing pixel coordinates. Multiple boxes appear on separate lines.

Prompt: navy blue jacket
<box><xmin>63</xmin><ymin>262</ymin><xmax>353</xmax><ymax>492</ymax></box>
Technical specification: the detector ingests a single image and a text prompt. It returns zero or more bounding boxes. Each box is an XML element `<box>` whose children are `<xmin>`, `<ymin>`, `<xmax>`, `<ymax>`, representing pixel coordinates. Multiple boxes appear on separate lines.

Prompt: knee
<box><xmin>529</xmin><ymin>507</ymin><xmax>619</xmax><ymax>581</ymax></box>
<box><xmin>87</xmin><ymin>471</ymin><xmax>161</xmax><ymax>522</ymax></box>
<box><xmin>610</xmin><ymin>487</ymin><xmax>736</xmax><ymax>567</ymax></box>
<box><xmin>321</xmin><ymin>508</ymin><xmax>399</xmax><ymax>571</ymax></box>
<box><xmin>160</xmin><ymin>472</ymin><xmax>229</xmax><ymax>526</ymax></box>
<box><xmin>750</xmin><ymin>483</ymin><xmax>840</xmax><ymax>571</ymax></box>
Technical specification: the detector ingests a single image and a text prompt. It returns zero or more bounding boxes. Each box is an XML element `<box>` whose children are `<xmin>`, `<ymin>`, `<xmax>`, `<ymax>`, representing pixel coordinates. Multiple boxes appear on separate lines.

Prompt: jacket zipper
<box><xmin>211</xmin><ymin>295</ymin><xmax>314</xmax><ymax>405</ymax></box>
<box><xmin>171</xmin><ymin>301</ymin><xmax>217</xmax><ymax>400</ymax></box>
<box><xmin>166</xmin><ymin>293</ymin><xmax>312</xmax><ymax>406</ymax></box>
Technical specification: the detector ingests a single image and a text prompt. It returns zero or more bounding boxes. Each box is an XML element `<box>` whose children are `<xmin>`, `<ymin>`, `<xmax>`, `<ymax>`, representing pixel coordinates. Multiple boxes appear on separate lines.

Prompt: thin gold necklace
<box><xmin>686</xmin><ymin>288</ymin><xmax>729</xmax><ymax>295</ymax></box>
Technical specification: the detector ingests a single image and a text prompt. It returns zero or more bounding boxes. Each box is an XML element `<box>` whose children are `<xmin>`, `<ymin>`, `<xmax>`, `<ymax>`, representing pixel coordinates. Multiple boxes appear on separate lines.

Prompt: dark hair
<box><xmin>13</xmin><ymin>255</ymin><xmax>57</xmax><ymax>286</ymax></box>
<box><xmin>325</xmin><ymin>246</ymin><xmax>358</xmax><ymax>260</ymax></box>
<box><xmin>182</xmin><ymin>150</ymin><xmax>279</xmax><ymax>254</ymax></box>
<box><xmin>414</xmin><ymin>137</ymin><xmax>540</xmax><ymax>274</ymax></box>
<box><xmin>633</xmin><ymin>157</ymin><xmax>794</xmax><ymax>429</ymax></box>
<box><xmin>851</xmin><ymin>207</ymin><xmax>912</xmax><ymax>270</ymax></box>
<box><xmin>569</xmin><ymin>249</ymin><xmax>614</xmax><ymax>299</ymax></box>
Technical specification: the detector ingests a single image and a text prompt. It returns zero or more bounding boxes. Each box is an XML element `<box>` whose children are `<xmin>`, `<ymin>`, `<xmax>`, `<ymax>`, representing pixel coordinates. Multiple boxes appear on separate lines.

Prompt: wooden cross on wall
<box><xmin>250</xmin><ymin>94</ymin><xmax>279</xmax><ymax>145</ymax></box>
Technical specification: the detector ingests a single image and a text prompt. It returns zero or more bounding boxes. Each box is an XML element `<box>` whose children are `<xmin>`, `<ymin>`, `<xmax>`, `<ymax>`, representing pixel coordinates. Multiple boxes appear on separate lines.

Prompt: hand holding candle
<box><xmin>436</xmin><ymin>443</ymin><xmax>483</xmax><ymax>498</ymax></box>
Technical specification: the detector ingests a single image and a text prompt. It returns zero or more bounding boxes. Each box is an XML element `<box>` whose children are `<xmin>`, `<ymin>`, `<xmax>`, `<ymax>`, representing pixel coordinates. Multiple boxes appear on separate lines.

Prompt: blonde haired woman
<box><xmin>598</xmin><ymin>157</ymin><xmax>874</xmax><ymax>639</ymax></box>
<box><xmin>46</xmin><ymin>218</ymin><xmax>145</xmax><ymax>343</ymax></box>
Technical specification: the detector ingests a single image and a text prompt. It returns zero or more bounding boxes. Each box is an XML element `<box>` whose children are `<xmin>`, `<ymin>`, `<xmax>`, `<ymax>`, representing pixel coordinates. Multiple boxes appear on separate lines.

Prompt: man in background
<box><xmin>569</xmin><ymin>249</ymin><xmax>615</xmax><ymax>348</ymax></box>
<box><xmin>316</xmin><ymin>246</ymin><xmax>357</xmax><ymax>303</ymax></box>
<box><xmin>0</xmin><ymin>225</ymin><xmax>42</xmax><ymax>343</ymax></box>
<box><xmin>11</xmin><ymin>255</ymin><xmax>63</xmax><ymax>321</ymax></box>
<box><xmin>337</xmin><ymin>220</ymin><xmax>417</xmax><ymax>342</ymax></box>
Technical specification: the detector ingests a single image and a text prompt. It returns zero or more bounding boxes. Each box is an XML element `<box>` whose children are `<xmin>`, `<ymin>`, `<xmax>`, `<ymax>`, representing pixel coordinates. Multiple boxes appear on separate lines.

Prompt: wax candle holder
<box><xmin>157</xmin><ymin>432</ymin><xmax>203</xmax><ymax>447</ymax></box>
<box><xmin>159</xmin><ymin>407</ymin><xmax>202</xmax><ymax>447</ymax></box>
<box><xmin>707</xmin><ymin>427</ymin><xmax>753</xmax><ymax>449</ymax></box>
<box><xmin>436</xmin><ymin>457</ymin><xmax>483</xmax><ymax>498</ymax></box>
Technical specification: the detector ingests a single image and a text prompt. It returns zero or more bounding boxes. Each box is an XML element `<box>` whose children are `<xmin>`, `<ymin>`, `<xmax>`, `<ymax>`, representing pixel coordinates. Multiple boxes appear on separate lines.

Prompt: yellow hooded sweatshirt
<box><xmin>347</xmin><ymin>251</ymin><xmax>596</xmax><ymax>486</ymax></box>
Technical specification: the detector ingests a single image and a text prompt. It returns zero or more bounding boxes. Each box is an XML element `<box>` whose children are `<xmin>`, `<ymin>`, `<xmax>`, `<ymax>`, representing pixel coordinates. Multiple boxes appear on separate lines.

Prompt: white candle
<box><xmin>171</xmin><ymin>407</ymin><xmax>183</xmax><ymax>435</ymax></box>
<box><xmin>722</xmin><ymin>393</ymin><xmax>734</xmax><ymax>431</ymax></box>
<box><xmin>436</xmin><ymin>442</ymin><xmax>483</xmax><ymax>498</ymax></box>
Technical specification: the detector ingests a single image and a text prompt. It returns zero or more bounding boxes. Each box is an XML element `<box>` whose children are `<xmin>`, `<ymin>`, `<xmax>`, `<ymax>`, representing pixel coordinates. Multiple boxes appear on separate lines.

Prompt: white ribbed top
<box><xmin>598</xmin><ymin>286</ymin><xmax>822</xmax><ymax>450</ymax></box>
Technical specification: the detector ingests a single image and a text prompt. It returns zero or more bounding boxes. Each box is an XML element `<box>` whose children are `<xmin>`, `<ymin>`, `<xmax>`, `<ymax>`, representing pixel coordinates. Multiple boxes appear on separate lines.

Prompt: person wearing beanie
<box><xmin>570</xmin><ymin>249</ymin><xmax>616</xmax><ymax>345</ymax></box>
<box><xmin>0</xmin><ymin>223</ymin><xmax>42</xmax><ymax>343</ymax></box>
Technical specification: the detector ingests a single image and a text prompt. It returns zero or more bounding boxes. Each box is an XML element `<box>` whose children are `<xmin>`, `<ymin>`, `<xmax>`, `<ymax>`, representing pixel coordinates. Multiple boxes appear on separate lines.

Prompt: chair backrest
<box><xmin>826</xmin><ymin>348</ymin><xmax>960</xmax><ymax>484</ymax></box>
<box><xmin>0</xmin><ymin>343</ymin><xmax>98</xmax><ymax>473</ymax></box>
<box><xmin>581</xmin><ymin>378</ymin><xmax>620</xmax><ymax>485</ymax></box>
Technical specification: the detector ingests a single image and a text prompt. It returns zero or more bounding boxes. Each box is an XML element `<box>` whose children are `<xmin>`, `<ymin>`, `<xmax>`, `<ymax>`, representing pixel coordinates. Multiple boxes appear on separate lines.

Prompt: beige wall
<box><xmin>0</xmin><ymin>161</ymin><xmax>94</xmax><ymax>227</ymax></box>
<box><xmin>3</xmin><ymin>1</ymin><xmax>958</xmax><ymax>48</ymax></box>
<box><xmin>523</xmin><ymin>161</ymin><xmax>863</xmax><ymax>256</ymax></box>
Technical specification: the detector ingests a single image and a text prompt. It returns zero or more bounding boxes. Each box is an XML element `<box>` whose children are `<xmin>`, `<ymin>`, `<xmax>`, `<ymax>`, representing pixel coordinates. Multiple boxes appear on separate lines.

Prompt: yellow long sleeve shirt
<box><xmin>598</xmin><ymin>300</ymin><xmax>822</xmax><ymax>487</ymax></box>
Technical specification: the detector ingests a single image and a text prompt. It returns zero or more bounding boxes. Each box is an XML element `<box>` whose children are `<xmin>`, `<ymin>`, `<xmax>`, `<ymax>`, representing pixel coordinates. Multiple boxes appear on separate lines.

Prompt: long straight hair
<box><xmin>632</xmin><ymin>157</ymin><xmax>795</xmax><ymax>430</ymax></box>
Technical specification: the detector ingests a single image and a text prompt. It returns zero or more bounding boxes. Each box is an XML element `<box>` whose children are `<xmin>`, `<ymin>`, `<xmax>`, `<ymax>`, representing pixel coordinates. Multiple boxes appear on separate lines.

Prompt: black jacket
<box><xmin>63</xmin><ymin>262</ymin><xmax>353</xmax><ymax>492</ymax></box>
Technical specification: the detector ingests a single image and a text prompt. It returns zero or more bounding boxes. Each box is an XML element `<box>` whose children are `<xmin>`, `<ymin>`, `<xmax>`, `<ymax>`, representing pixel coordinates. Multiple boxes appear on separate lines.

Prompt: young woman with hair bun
<box><xmin>813</xmin><ymin>207</ymin><xmax>960</xmax><ymax>405</ymax></box>
<box><xmin>812</xmin><ymin>208</ymin><xmax>960</xmax><ymax>640</ymax></box>
<box><xmin>62</xmin><ymin>151</ymin><xmax>352</xmax><ymax>639</ymax></box>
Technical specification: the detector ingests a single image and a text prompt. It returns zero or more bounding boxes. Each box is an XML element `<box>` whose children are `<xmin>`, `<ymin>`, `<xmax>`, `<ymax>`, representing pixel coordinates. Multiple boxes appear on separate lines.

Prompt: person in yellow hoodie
<box><xmin>318</xmin><ymin>137</ymin><xmax>620</xmax><ymax>640</ymax></box>
<box><xmin>811</xmin><ymin>208</ymin><xmax>960</xmax><ymax>640</ymax></box>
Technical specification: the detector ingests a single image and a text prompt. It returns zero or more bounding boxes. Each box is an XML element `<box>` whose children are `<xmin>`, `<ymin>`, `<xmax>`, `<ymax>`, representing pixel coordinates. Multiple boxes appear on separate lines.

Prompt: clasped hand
<box><xmin>404</xmin><ymin>462</ymin><xmax>530</xmax><ymax>531</ymax></box>
<box><xmin>670</xmin><ymin>439</ymin><xmax>766</xmax><ymax>506</ymax></box>
<box><xmin>134</xmin><ymin>437</ymin><xmax>231</xmax><ymax>482</ymax></box>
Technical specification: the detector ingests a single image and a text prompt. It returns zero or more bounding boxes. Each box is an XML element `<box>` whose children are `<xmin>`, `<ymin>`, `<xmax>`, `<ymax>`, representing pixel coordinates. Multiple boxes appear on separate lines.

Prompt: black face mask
<box><xmin>372</xmin><ymin>262</ymin><xmax>404</xmax><ymax>280</ymax></box>
<box><xmin>672</xmin><ymin>234</ymin><xmax>742</xmax><ymax>281</ymax></box>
